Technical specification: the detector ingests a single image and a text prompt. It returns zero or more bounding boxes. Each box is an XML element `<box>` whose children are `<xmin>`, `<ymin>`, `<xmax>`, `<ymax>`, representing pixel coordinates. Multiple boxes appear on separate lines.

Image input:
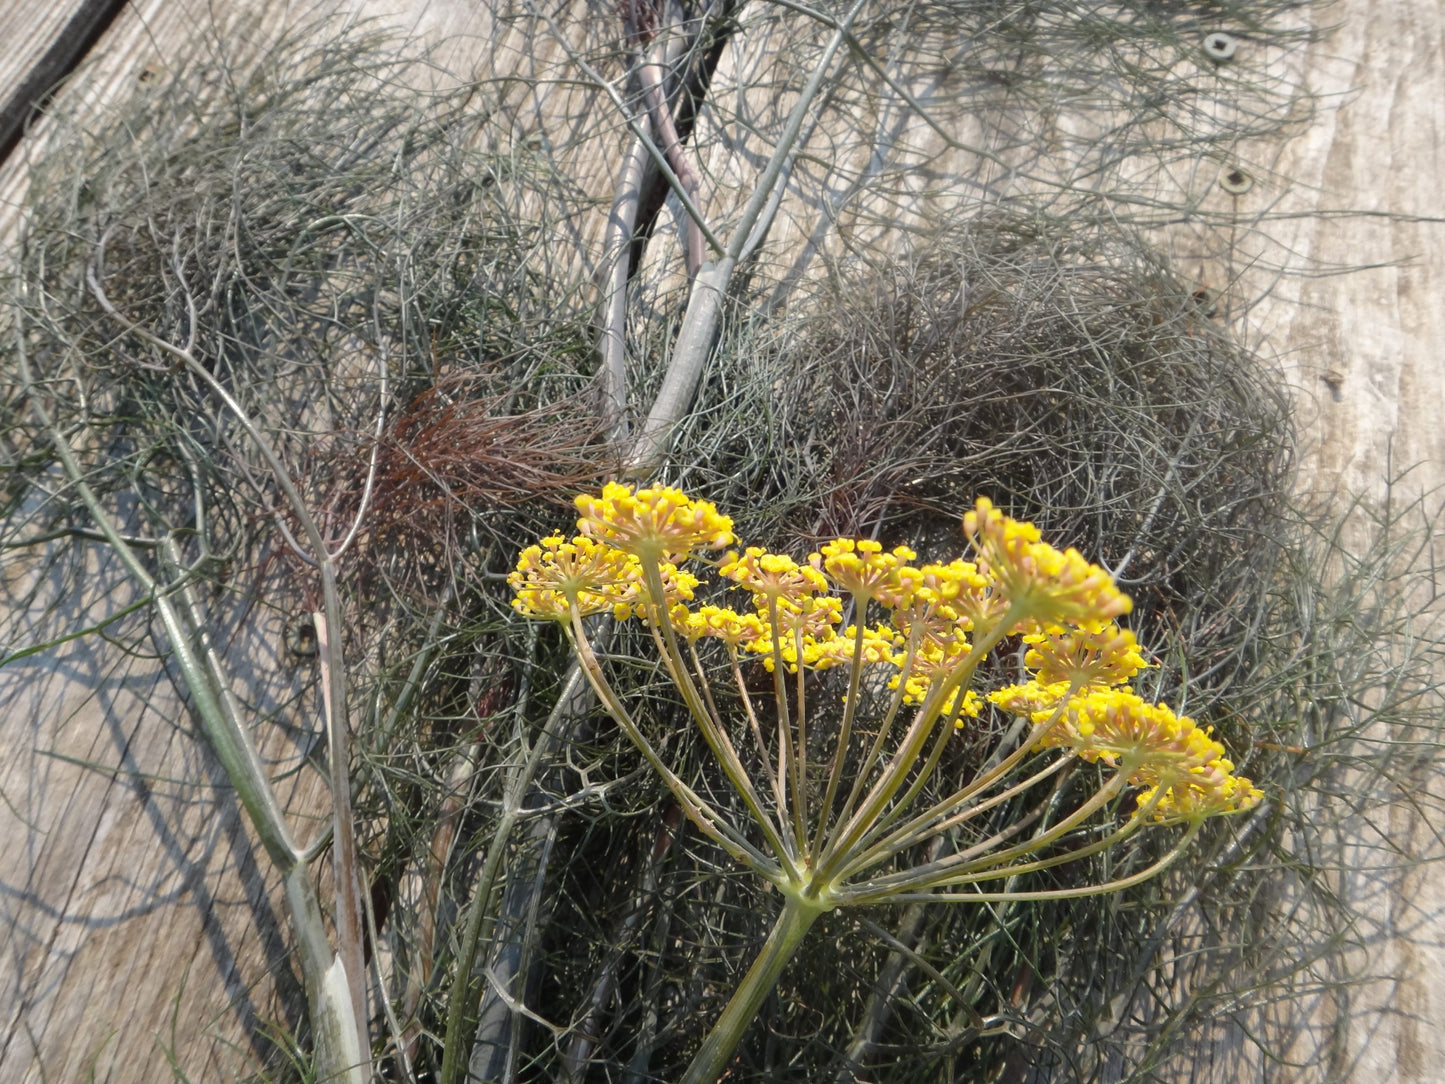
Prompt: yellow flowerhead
<box><xmin>962</xmin><ymin>497</ymin><xmax>1131</xmax><ymax>626</ymax></box>
<box><xmin>509</xmin><ymin>535</ymin><xmax>640</xmax><ymax>621</ymax></box>
<box><xmin>1022</xmin><ymin>622</ymin><xmax>1148</xmax><ymax>688</ymax></box>
<box><xmin>686</xmin><ymin>604</ymin><xmax>768</xmax><ymax>649</ymax></box>
<box><xmin>889</xmin><ymin>632</ymin><xmax>979</xmax><ymax>722</ymax></box>
<box><xmin>670</xmin><ymin>605</ymin><xmax>712</xmax><ymax>641</ymax></box>
<box><xmin>994</xmin><ymin>684</ymin><xmax>1261</xmax><ymax>821</ymax></box>
<box><xmin>989</xmin><ymin>680</ymin><xmax>1075</xmax><ymax>729</ymax></box>
<box><xmin>719</xmin><ymin>547</ymin><xmax>829</xmax><ymax>605</ymax></box>
<box><xmin>575</xmin><ymin>482</ymin><xmax>734</xmax><ymax>560</ymax></box>
<box><xmin>910</xmin><ymin>559</ymin><xmax>993</xmax><ymax>626</ymax></box>
<box><xmin>1134</xmin><ymin>774</ymin><xmax>1263</xmax><ymax>824</ymax></box>
<box><xmin>1063</xmin><ymin>688</ymin><xmax>1200</xmax><ymax>767</ymax></box>
<box><xmin>802</xmin><ymin>624</ymin><xmax>901</xmax><ymax>671</ymax></box>
<box><xmin>813</xmin><ymin>538</ymin><xmax>919</xmax><ymax>609</ymax></box>
<box><xmin>890</xmin><ymin>672</ymin><xmax>983</xmax><ymax>723</ymax></box>
<box><xmin>888</xmin><ymin>566</ymin><xmax>977</xmax><ymax>658</ymax></box>
<box><xmin>746</xmin><ymin>595</ymin><xmax>845</xmax><ymax>671</ymax></box>
<box><xmin>771</xmin><ymin>594</ymin><xmax>844</xmax><ymax>635</ymax></box>
<box><xmin>614</xmin><ymin>561</ymin><xmax>703</xmax><ymax>622</ymax></box>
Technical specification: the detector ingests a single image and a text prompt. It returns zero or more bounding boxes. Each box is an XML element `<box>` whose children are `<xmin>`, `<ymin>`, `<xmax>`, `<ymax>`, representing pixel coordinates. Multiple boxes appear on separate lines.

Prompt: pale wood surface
<box><xmin>0</xmin><ymin>1</ymin><xmax>118</xmax><ymax>156</ymax></box>
<box><xmin>1</xmin><ymin>1</ymin><xmax>1442</xmax><ymax>1081</ymax></box>
<box><xmin>1233</xmin><ymin>5</ymin><xmax>1445</xmax><ymax>1081</ymax></box>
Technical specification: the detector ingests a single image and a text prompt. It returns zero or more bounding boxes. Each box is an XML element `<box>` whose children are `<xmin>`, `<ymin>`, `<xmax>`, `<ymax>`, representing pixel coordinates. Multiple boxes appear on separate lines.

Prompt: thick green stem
<box><xmin>314</xmin><ymin>583</ymin><xmax>367</xmax><ymax>1055</ymax></box>
<box><xmin>681</xmin><ymin>895</ymin><xmax>824</xmax><ymax>1084</ymax></box>
<box><xmin>19</xmin><ymin>331</ymin><xmax>363</xmax><ymax>1083</ymax></box>
<box><xmin>623</xmin><ymin>0</ymin><xmax>869</xmax><ymax>476</ymax></box>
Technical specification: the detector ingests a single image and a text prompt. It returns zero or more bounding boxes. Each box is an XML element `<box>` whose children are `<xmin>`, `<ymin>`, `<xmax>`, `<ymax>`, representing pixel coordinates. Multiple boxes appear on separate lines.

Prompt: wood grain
<box><xmin>0</xmin><ymin>0</ymin><xmax>127</xmax><ymax>162</ymax></box>
<box><xmin>1237</xmin><ymin>5</ymin><xmax>1445</xmax><ymax>1081</ymax></box>
<box><xmin>0</xmin><ymin>4</ymin><xmax>501</xmax><ymax>1080</ymax></box>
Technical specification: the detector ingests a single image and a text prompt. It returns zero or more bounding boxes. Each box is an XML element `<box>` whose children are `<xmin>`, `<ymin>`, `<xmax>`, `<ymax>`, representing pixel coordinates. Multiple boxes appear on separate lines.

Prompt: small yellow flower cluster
<box><xmin>911</xmin><ymin>558</ymin><xmax>1003</xmax><ymax>630</ymax></box>
<box><xmin>963</xmin><ymin>497</ymin><xmax>1131</xmax><ymax>626</ymax></box>
<box><xmin>614</xmin><ymin>563</ymin><xmax>702</xmax><ymax>622</ymax></box>
<box><xmin>719</xmin><ymin>547</ymin><xmax>829</xmax><ymax>601</ymax></box>
<box><xmin>576</xmin><ymin>481</ymin><xmax>734</xmax><ymax>560</ymax></box>
<box><xmin>511</xmin><ymin>486</ymin><xmax>730</xmax><ymax>622</ymax></box>
<box><xmin>813</xmin><ymin>539</ymin><xmax>920</xmax><ymax>608</ymax></box>
<box><xmin>671</xmin><ymin>604</ymin><xmax>767</xmax><ymax>646</ymax></box>
<box><xmin>886</xmin><ymin>621</ymin><xmax>977</xmax><ymax>717</ymax></box>
<box><xmin>508</xmin><ymin>535</ymin><xmax>642</xmax><ymax>620</ymax></box>
<box><xmin>1022</xmin><ymin>622</ymin><xmax>1147</xmax><ymax>688</ymax></box>
<box><xmin>1133</xmin><ymin>773</ymin><xmax>1263</xmax><ymax>823</ymax></box>
<box><xmin>802</xmin><ymin>624</ymin><xmax>899</xmax><ymax>670</ymax></box>
<box><xmin>991</xmin><ymin>684</ymin><xmax>1261</xmax><ymax>823</ymax></box>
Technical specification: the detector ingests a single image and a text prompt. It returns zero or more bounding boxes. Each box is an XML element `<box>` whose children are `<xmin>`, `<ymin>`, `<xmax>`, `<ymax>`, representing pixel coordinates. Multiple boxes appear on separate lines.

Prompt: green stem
<box><xmin>859</xmin><ymin>663</ymin><xmax>977</xmax><ymax>847</ymax></box>
<box><xmin>818</xmin><ymin>606</ymin><xmax>1024</xmax><ymax>878</ymax></box>
<box><xmin>880</xmin><ymin>682</ymin><xmax>1084</xmax><ymax>848</ymax></box>
<box><xmin>844</xmin><ymin>773</ymin><xmax>1134</xmax><ymax>902</ymax></box>
<box><xmin>681</xmin><ymin>895</ymin><xmax>824</xmax><ymax>1084</ymax></box>
<box><xmin>438</xmin><ymin>659</ymin><xmax>594</xmax><ymax>1084</ymax></box>
<box><xmin>730</xmin><ymin>648</ymin><xmax>790</xmax><ymax>839</ymax></box>
<box><xmin>793</xmin><ymin>623</ymin><xmax>809</xmax><ymax>840</ymax></box>
<box><xmin>569</xmin><ymin>610</ymin><xmax>772</xmax><ymax>870</ymax></box>
<box><xmin>315</xmin><ymin>565</ymin><xmax>367</xmax><ymax>1052</ymax></box>
<box><xmin>764</xmin><ymin>597</ymin><xmax>805</xmax><ymax>845</ymax></box>
<box><xmin>838</xmin><ymin>753</ymin><xmax>1074</xmax><ymax>883</ymax></box>
<box><xmin>811</xmin><ymin>618</ymin><xmax>867</xmax><ymax>862</ymax></box>
<box><xmin>830</xmin><ymin>624</ymin><xmax>921</xmax><ymax>838</ymax></box>
<box><xmin>639</xmin><ymin>560</ymin><xmax>792</xmax><ymax>866</ymax></box>
<box><xmin>877</xmin><ymin>821</ymin><xmax>1203</xmax><ymax>905</ymax></box>
<box><xmin>19</xmin><ymin>328</ymin><xmax>363</xmax><ymax>1083</ymax></box>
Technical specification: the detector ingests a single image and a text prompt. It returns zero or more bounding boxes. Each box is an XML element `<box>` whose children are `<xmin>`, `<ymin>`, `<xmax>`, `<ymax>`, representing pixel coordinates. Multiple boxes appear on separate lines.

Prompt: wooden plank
<box><xmin>1225</xmin><ymin>6</ymin><xmax>1445</xmax><ymax>1079</ymax></box>
<box><xmin>0</xmin><ymin>0</ymin><xmax>525</xmax><ymax>238</ymax></box>
<box><xmin>0</xmin><ymin>555</ymin><xmax>334</xmax><ymax>1082</ymax></box>
<box><xmin>0</xmin><ymin>1</ymin><xmax>127</xmax><ymax>163</ymax></box>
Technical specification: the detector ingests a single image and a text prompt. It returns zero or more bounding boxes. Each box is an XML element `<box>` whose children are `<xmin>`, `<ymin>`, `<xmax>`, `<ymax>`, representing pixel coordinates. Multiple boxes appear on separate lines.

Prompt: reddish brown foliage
<box><xmin>339</xmin><ymin>377</ymin><xmax>610</xmax><ymax>596</ymax></box>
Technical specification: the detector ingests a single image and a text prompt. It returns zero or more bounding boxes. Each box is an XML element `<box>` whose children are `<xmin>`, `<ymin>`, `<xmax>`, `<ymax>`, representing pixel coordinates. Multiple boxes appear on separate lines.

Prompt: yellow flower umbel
<box><xmin>671</xmin><ymin>604</ymin><xmax>767</xmax><ymax>649</ymax></box>
<box><xmin>813</xmin><ymin>538</ymin><xmax>920</xmax><ymax>608</ymax></box>
<box><xmin>1022</xmin><ymin>621</ymin><xmax>1148</xmax><ymax>688</ymax></box>
<box><xmin>963</xmin><ymin>496</ymin><xmax>1132</xmax><ymax>626</ymax></box>
<box><xmin>508</xmin><ymin>535</ymin><xmax>640</xmax><ymax>620</ymax></box>
<box><xmin>575</xmin><ymin>481</ymin><xmax>734</xmax><ymax>561</ymax></box>
<box><xmin>1060</xmin><ymin>689</ymin><xmax>1262</xmax><ymax>824</ymax></box>
<box><xmin>511</xmin><ymin>484</ymin><xmax>1262</xmax><ymax>1084</ymax></box>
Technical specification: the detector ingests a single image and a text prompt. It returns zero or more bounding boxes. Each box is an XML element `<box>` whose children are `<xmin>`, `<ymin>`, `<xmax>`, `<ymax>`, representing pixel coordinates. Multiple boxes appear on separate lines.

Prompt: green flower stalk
<box><xmin>510</xmin><ymin>483</ymin><xmax>1262</xmax><ymax>1083</ymax></box>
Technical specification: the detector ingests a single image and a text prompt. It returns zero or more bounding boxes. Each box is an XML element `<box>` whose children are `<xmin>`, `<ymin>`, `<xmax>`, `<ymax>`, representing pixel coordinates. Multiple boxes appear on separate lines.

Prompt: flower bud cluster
<box><xmin>963</xmin><ymin>496</ymin><xmax>1131</xmax><ymax>626</ymax></box>
<box><xmin>508</xmin><ymin>535</ymin><xmax>642</xmax><ymax>619</ymax></box>
<box><xmin>575</xmin><ymin>481</ymin><xmax>734</xmax><ymax>560</ymax></box>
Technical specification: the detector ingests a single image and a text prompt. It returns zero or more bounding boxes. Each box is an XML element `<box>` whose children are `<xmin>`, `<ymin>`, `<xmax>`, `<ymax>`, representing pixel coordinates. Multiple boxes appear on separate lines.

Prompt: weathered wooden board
<box><xmin>1</xmin><ymin>0</ymin><xmax>1441</xmax><ymax>1081</ymax></box>
<box><xmin>1233</xmin><ymin>5</ymin><xmax>1445</xmax><ymax>1080</ymax></box>
<box><xmin>0</xmin><ymin>1</ymin><xmax>125</xmax><ymax>160</ymax></box>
